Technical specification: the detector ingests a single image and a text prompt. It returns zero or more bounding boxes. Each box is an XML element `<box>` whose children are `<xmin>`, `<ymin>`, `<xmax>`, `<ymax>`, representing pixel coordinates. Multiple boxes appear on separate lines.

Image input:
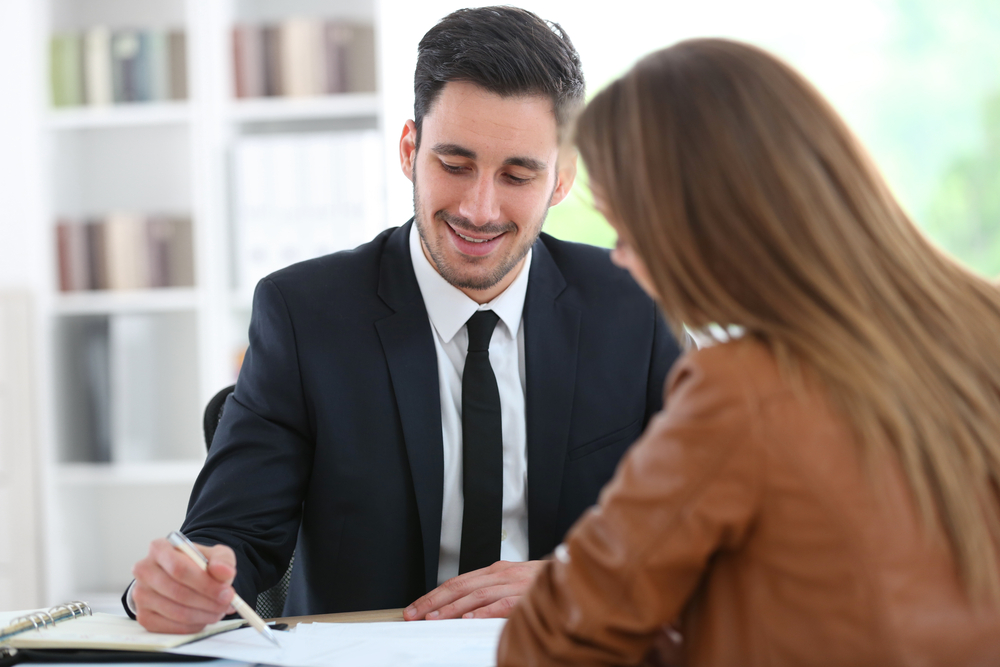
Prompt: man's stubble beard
<box><xmin>411</xmin><ymin>163</ymin><xmax>553</xmax><ymax>292</ymax></box>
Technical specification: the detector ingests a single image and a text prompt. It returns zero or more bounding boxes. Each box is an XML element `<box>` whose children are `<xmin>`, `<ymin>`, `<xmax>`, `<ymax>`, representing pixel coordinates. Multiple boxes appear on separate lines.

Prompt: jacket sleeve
<box><xmin>180</xmin><ymin>277</ymin><xmax>315</xmax><ymax>606</ymax></box>
<box><xmin>499</xmin><ymin>354</ymin><xmax>764</xmax><ymax>666</ymax></box>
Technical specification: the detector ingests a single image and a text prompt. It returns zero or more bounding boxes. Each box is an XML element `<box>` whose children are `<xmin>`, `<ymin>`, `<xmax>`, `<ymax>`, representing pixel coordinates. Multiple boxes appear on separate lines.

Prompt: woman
<box><xmin>498</xmin><ymin>39</ymin><xmax>1000</xmax><ymax>666</ymax></box>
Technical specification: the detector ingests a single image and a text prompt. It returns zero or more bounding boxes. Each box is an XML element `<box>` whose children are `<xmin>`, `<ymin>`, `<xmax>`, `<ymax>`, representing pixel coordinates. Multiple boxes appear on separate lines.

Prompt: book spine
<box><xmin>344</xmin><ymin>23</ymin><xmax>377</xmax><ymax>93</ymax></box>
<box><xmin>103</xmin><ymin>214</ymin><xmax>124</xmax><ymax>289</ymax></box>
<box><xmin>83</xmin><ymin>26</ymin><xmax>113</xmax><ymax>106</ymax></box>
<box><xmin>323</xmin><ymin>22</ymin><xmax>348</xmax><ymax>94</ymax></box>
<box><xmin>134</xmin><ymin>31</ymin><xmax>153</xmax><ymax>102</ymax></box>
<box><xmin>280</xmin><ymin>18</ymin><xmax>326</xmax><ymax>97</ymax></box>
<box><xmin>68</xmin><ymin>221</ymin><xmax>91</xmax><ymax>290</ymax></box>
<box><xmin>232</xmin><ymin>25</ymin><xmax>247</xmax><ymax>99</ymax></box>
<box><xmin>307</xmin><ymin>19</ymin><xmax>327</xmax><ymax>97</ymax></box>
<box><xmin>246</xmin><ymin>26</ymin><xmax>265</xmax><ymax>97</ymax></box>
<box><xmin>86</xmin><ymin>219</ymin><xmax>108</xmax><ymax>290</ymax></box>
<box><xmin>105</xmin><ymin>213</ymin><xmax>144</xmax><ymax>289</ymax></box>
<box><xmin>56</xmin><ymin>220</ymin><xmax>73</xmax><ymax>290</ymax></box>
<box><xmin>168</xmin><ymin>30</ymin><xmax>188</xmax><ymax>100</ymax></box>
<box><xmin>261</xmin><ymin>24</ymin><xmax>283</xmax><ymax>97</ymax></box>
<box><xmin>132</xmin><ymin>214</ymin><xmax>151</xmax><ymax>288</ymax></box>
<box><xmin>234</xmin><ymin>24</ymin><xmax>266</xmax><ymax>98</ymax></box>
<box><xmin>50</xmin><ymin>34</ymin><xmax>84</xmax><ymax>107</ymax></box>
<box><xmin>111</xmin><ymin>29</ymin><xmax>141</xmax><ymax>103</ymax></box>
<box><xmin>279</xmin><ymin>19</ymin><xmax>306</xmax><ymax>98</ymax></box>
<box><xmin>147</xmin><ymin>30</ymin><xmax>170</xmax><ymax>102</ymax></box>
<box><xmin>167</xmin><ymin>216</ymin><xmax>195</xmax><ymax>287</ymax></box>
<box><xmin>82</xmin><ymin>321</ymin><xmax>112</xmax><ymax>462</ymax></box>
<box><xmin>145</xmin><ymin>216</ymin><xmax>167</xmax><ymax>288</ymax></box>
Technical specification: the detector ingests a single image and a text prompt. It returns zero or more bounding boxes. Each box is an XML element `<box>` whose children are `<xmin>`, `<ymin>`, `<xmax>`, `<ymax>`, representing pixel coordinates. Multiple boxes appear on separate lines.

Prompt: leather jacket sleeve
<box><xmin>498</xmin><ymin>353</ymin><xmax>764</xmax><ymax>666</ymax></box>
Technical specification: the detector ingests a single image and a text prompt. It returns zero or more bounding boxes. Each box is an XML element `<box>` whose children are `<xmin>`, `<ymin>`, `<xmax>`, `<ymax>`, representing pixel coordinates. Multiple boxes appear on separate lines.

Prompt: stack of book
<box><xmin>55</xmin><ymin>215</ymin><xmax>195</xmax><ymax>291</ymax></box>
<box><xmin>231</xmin><ymin>129</ymin><xmax>385</xmax><ymax>294</ymax></box>
<box><xmin>232</xmin><ymin>19</ymin><xmax>376</xmax><ymax>98</ymax></box>
<box><xmin>49</xmin><ymin>28</ymin><xmax>188</xmax><ymax>107</ymax></box>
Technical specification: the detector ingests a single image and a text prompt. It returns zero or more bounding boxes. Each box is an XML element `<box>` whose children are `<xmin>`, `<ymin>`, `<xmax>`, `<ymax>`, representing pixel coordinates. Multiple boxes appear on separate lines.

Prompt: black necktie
<box><xmin>458</xmin><ymin>310</ymin><xmax>503</xmax><ymax>574</ymax></box>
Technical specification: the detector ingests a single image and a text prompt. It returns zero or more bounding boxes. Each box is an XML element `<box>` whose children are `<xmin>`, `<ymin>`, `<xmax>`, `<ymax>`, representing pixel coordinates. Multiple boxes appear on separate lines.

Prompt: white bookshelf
<box><xmin>229</xmin><ymin>92</ymin><xmax>380</xmax><ymax>122</ymax></box>
<box><xmin>27</xmin><ymin>0</ymin><xmax>389</xmax><ymax>607</ymax></box>
<box><xmin>47</xmin><ymin>103</ymin><xmax>192</xmax><ymax>130</ymax></box>
<box><xmin>54</xmin><ymin>287</ymin><xmax>199</xmax><ymax>315</ymax></box>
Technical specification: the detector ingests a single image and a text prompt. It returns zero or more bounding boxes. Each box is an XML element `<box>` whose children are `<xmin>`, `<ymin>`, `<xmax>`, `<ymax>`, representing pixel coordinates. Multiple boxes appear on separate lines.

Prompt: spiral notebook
<box><xmin>0</xmin><ymin>601</ymin><xmax>244</xmax><ymax>652</ymax></box>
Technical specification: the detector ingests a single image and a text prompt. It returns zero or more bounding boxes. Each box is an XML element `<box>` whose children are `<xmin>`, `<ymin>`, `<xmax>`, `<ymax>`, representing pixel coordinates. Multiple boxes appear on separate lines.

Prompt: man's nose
<box><xmin>457</xmin><ymin>174</ymin><xmax>501</xmax><ymax>226</ymax></box>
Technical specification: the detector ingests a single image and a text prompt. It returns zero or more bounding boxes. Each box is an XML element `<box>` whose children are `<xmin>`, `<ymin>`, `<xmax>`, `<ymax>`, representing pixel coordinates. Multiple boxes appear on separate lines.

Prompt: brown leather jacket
<box><xmin>499</xmin><ymin>339</ymin><xmax>1000</xmax><ymax>666</ymax></box>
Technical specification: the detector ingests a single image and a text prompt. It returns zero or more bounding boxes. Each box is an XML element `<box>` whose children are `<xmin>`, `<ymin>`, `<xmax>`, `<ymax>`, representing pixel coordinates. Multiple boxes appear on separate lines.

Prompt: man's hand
<box><xmin>404</xmin><ymin>560</ymin><xmax>544</xmax><ymax>621</ymax></box>
<box><xmin>130</xmin><ymin>538</ymin><xmax>237</xmax><ymax>634</ymax></box>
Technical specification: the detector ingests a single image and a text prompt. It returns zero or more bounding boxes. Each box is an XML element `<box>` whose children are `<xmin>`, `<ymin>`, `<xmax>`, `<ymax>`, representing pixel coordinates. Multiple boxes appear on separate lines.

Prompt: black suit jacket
<box><xmin>179</xmin><ymin>221</ymin><xmax>680</xmax><ymax>615</ymax></box>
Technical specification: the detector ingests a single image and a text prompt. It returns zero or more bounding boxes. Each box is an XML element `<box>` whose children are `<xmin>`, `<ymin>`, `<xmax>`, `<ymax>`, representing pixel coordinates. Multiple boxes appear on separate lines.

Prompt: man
<box><xmin>127</xmin><ymin>6</ymin><xmax>680</xmax><ymax>633</ymax></box>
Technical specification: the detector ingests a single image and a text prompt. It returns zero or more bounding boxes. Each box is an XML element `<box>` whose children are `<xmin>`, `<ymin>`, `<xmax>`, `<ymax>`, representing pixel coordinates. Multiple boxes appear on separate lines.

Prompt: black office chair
<box><xmin>203</xmin><ymin>384</ymin><xmax>295</xmax><ymax>619</ymax></box>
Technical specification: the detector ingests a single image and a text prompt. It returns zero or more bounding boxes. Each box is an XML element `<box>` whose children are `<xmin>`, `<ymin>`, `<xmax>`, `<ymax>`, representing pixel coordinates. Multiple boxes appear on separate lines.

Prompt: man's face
<box><xmin>399</xmin><ymin>81</ymin><xmax>575</xmax><ymax>303</ymax></box>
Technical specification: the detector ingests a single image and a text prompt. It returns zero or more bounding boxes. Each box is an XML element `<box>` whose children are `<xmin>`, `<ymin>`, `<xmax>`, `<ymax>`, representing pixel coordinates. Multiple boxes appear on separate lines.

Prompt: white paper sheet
<box><xmin>167</xmin><ymin>618</ymin><xmax>506</xmax><ymax>667</ymax></box>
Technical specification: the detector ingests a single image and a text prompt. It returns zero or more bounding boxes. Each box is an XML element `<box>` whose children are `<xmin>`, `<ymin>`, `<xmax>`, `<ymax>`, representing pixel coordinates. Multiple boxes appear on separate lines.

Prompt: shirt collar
<box><xmin>409</xmin><ymin>221</ymin><xmax>532</xmax><ymax>344</ymax></box>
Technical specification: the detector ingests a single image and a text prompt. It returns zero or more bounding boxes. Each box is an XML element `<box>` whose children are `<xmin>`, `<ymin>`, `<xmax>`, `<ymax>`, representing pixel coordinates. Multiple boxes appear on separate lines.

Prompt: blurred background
<box><xmin>0</xmin><ymin>0</ymin><xmax>996</xmax><ymax>613</ymax></box>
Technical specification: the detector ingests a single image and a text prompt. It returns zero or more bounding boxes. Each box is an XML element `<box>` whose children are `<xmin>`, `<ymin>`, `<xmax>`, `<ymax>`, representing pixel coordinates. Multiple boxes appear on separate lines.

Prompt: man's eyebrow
<box><xmin>503</xmin><ymin>156</ymin><xmax>547</xmax><ymax>172</ymax></box>
<box><xmin>431</xmin><ymin>143</ymin><xmax>548</xmax><ymax>172</ymax></box>
<box><xmin>431</xmin><ymin>143</ymin><xmax>477</xmax><ymax>159</ymax></box>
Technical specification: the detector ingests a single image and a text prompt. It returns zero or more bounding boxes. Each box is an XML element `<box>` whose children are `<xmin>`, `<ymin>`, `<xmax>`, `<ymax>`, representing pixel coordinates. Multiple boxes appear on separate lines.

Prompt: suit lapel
<box><xmin>523</xmin><ymin>238</ymin><xmax>581</xmax><ymax>559</ymax></box>
<box><xmin>374</xmin><ymin>220</ymin><xmax>443</xmax><ymax>592</ymax></box>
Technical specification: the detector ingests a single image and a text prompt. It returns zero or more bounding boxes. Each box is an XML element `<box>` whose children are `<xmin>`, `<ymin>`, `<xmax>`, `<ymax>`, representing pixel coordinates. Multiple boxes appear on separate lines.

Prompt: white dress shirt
<box><xmin>408</xmin><ymin>223</ymin><xmax>530</xmax><ymax>586</ymax></box>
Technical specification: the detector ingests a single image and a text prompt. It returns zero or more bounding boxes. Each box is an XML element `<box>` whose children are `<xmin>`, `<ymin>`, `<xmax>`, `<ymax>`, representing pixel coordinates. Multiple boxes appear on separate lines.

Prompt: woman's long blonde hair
<box><xmin>575</xmin><ymin>38</ymin><xmax>1000</xmax><ymax>601</ymax></box>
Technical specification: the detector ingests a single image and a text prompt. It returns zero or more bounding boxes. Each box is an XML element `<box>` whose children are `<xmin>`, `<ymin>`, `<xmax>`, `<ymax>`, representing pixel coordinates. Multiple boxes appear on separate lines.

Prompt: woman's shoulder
<box><xmin>637</xmin><ymin>337</ymin><xmax>788</xmax><ymax>456</ymax></box>
<box><xmin>666</xmin><ymin>336</ymin><xmax>786</xmax><ymax>403</ymax></box>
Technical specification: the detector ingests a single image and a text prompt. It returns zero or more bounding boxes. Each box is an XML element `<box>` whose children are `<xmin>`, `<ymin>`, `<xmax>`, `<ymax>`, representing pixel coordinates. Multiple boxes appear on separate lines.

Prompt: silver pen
<box><xmin>166</xmin><ymin>530</ymin><xmax>280</xmax><ymax>647</ymax></box>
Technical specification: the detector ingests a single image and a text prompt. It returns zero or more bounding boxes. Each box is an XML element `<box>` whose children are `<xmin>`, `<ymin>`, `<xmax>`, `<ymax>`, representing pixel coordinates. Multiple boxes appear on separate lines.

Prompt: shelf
<box><xmin>56</xmin><ymin>460</ymin><xmax>204</xmax><ymax>486</ymax></box>
<box><xmin>29</xmin><ymin>0</ymin><xmax>387</xmax><ymax>607</ymax></box>
<box><xmin>54</xmin><ymin>288</ymin><xmax>199</xmax><ymax>315</ymax></box>
<box><xmin>228</xmin><ymin>93</ymin><xmax>379</xmax><ymax>122</ymax></box>
<box><xmin>47</xmin><ymin>103</ymin><xmax>191</xmax><ymax>130</ymax></box>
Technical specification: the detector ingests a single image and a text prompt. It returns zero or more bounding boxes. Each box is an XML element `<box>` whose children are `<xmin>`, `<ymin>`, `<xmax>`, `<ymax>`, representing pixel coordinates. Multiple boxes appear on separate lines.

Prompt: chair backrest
<box><xmin>203</xmin><ymin>385</ymin><xmax>235</xmax><ymax>451</ymax></box>
<box><xmin>200</xmin><ymin>383</ymin><xmax>294</xmax><ymax>618</ymax></box>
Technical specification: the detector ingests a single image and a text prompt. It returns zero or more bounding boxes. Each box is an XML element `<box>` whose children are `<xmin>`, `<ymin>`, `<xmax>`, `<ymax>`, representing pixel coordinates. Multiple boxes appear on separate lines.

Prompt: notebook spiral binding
<box><xmin>0</xmin><ymin>601</ymin><xmax>92</xmax><ymax>652</ymax></box>
<box><xmin>14</xmin><ymin>601</ymin><xmax>92</xmax><ymax>631</ymax></box>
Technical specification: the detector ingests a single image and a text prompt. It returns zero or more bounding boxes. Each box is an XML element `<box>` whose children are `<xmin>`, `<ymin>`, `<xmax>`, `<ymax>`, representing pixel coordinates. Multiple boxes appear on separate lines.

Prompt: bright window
<box><xmin>541</xmin><ymin>0</ymin><xmax>1000</xmax><ymax>278</ymax></box>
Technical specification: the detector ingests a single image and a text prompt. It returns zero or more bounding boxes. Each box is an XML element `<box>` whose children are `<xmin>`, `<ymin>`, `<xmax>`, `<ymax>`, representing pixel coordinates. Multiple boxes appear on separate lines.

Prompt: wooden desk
<box><xmin>272</xmin><ymin>608</ymin><xmax>405</xmax><ymax>629</ymax></box>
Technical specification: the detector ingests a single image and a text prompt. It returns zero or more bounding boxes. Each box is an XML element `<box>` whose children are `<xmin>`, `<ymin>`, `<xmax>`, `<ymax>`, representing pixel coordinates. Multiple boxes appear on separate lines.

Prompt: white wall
<box><xmin>0</xmin><ymin>0</ymin><xmax>47</xmax><ymax>290</ymax></box>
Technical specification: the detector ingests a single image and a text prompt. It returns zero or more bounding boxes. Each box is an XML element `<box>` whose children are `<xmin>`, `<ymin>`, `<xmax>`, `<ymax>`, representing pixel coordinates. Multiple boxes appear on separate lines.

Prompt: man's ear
<box><xmin>548</xmin><ymin>149</ymin><xmax>578</xmax><ymax>207</ymax></box>
<box><xmin>399</xmin><ymin>120</ymin><xmax>418</xmax><ymax>182</ymax></box>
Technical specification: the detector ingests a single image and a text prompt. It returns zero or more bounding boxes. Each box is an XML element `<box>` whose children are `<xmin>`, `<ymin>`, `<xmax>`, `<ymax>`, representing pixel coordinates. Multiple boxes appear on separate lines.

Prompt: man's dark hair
<box><xmin>414</xmin><ymin>6</ymin><xmax>585</xmax><ymax>146</ymax></box>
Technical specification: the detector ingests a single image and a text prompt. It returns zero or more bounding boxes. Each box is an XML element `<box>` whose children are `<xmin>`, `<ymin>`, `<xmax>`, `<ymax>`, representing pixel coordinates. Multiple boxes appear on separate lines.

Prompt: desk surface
<box><xmin>273</xmin><ymin>607</ymin><xmax>405</xmax><ymax>628</ymax></box>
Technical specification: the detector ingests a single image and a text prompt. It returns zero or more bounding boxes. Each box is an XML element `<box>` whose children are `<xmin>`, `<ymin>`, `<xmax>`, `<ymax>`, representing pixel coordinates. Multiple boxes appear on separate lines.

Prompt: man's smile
<box><xmin>445</xmin><ymin>221</ymin><xmax>508</xmax><ymax>257</ymax></box>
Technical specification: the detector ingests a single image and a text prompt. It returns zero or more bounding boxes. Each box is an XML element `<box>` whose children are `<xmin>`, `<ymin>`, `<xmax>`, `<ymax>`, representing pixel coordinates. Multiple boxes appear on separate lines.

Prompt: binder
<box><xmin>0</xmin><ymin>601</ymin><xmax>243</xmax><ymax>657</ymax></box>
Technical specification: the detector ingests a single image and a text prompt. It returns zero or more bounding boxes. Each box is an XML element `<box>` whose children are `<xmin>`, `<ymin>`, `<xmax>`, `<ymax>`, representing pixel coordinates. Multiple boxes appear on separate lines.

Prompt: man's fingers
<box><xmin>131</xmin><ymin>561</ymin><xmax>231</xmax><ymax>617</ymax></box>
<box><xmin>159</xmin><ymin>539</ymin><xmax>236</xmax><ymax>599</ymax></box>
<box><xmin>132</xmin><ymin>580</ymin><xmax>228</xmax><ymax>629</ymax></box>
<box><xmin>131</xmin><ymin>538</ymin><xmax>237</xmax><ymax>634</ymax></box>
<box><xmin>203</xmin><ymin>544</ymin><xmax>237</xmax><ymax>572</ymax></box>
<box><xmin>144</xmin><ymin>542</ymin><xmax>231</xmax><ymax>609</ymax></box>
<box><xmin>405</xmin><ymin>567</ymin><xmax>495</xmax><ymax>619</ymax></box>
<box><xmin>404</xmin><ymin>561</ymin><xmax>542</xmax><ymax>620</ymax></box>
<box><xmin>430</xmin><ymin>584</ymin><xmax>515</xmax><ymax>620</ymax></box>
<box><xmin>461</xmin><ymin>595</ymin><xmax>520</xmax><ymax>619</ymax></box>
